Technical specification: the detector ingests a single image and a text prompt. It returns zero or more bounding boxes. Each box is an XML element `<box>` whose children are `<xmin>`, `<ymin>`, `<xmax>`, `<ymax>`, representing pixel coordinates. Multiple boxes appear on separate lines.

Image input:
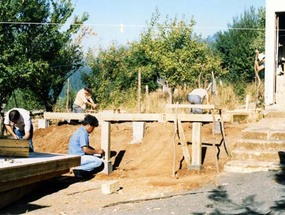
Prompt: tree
<box><xmin>85</xmin><ymin>11</ymin><xmax>225</xmax><ymax>107</ymax></box>
<box><xmin>213</xmin><ymin>6</ymin><xmax>265</xmax><ymax>96</ymax></box>
<box><xmin>0</xmin><ymin>0</ymin><xmax>88</xmax><ymax>111</ymax></box>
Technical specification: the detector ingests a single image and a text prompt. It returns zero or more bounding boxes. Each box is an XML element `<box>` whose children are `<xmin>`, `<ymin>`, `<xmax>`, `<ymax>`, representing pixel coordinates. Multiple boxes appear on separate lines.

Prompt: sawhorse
<box><xmin>167</xmin><ymin>104</ymin><xmax>229</xmax><ymax>173</ymax></box>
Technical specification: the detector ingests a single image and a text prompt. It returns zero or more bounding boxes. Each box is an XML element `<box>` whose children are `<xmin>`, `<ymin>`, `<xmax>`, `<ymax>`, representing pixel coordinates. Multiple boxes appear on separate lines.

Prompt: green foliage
<box><xmin>5</xmin><ymin>89</ymin><xmax>45</xmax><ymax>111</ymax></box>
<box><xmin>85</xmin><ymin>11</ymin><xmax>226</xmax><ymax>108</ymax></box>
<box><xmin>213</xmin><ymin>6</ymin><xmax>265</xmax><ymax>97</ymax></box>
<box><xmin>0</xmin><ymin>0</ymin><xmax>86</xmax><ymax>112</ymax></box>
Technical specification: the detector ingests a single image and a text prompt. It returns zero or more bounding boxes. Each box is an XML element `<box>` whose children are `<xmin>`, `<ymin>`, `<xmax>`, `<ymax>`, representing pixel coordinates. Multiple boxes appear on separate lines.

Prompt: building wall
<box><xmin>265</xmin><ymin>0</ymin><xmax>285</xmax><ymax>106</ymax></box>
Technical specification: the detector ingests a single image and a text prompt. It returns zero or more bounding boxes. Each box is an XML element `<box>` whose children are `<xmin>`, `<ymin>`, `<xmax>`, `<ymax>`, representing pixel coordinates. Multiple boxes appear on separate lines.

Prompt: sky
<box><xmin>71</xmin><ymin>0</ymin><xmax>265</xmax><ymax>52</ymax></box>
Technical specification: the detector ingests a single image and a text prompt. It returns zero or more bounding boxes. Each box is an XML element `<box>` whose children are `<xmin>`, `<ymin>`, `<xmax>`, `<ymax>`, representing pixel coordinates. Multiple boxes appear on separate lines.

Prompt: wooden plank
<box><xmin>44</xmin><ymin>112</ymin><xmax>86</xmax><ymax>120</ymax></box>
<box><xmin>44</xmin><ymin>112</ymin><xmax>226</xmax><ymax>123</ymax></box>
<box><xmin>100</xmin><ymin>113</ymin><xmax>163</xmax><ymax>122</ymax></box>
<box><xmin>0</xmin><ymin>152</ymin><xmax>80</xmax><ymax>208</ymax></box>
<box><xmin>164</xmin><ymin>113</ymin><xmax>222</xmax><ymax>122</ymax></box>
<box><xmin>177</xmin><ymin>119</ymin><xmax>191</xmax><ymax>166</ymax></box>
<box><xmin>0</xmin><ymin>139</ymin><xmax>29</xmax><ymax>147</ymax></box>
<box><xmin>165</xmin><ymin>104</ymin><xmax>216</xmax><ymax>109</ymax></box>
<box><xmin>0</xmin><ymin>139</ymin><xmax>29</xmax><ymax>157</ymax></box>
<box><xmin>0</xmin><ymin>170</ymin><xmax>67</xmax><ymax>209</ymax></box>
<box><xmin>44</xmin><ymin>112</ymin><xmax>163</xmax><ymax>122</ymax></box>
<box><xmin>0</xmin><ymin>149</ymin><xmax>29</xmax><ymax>158</ymax></box>
<box><xmin>0</xmin><ymin>169</ymin><xmax>68</xmax><ymax>194</ymax></box>
<box><xmin>0</xmin><ymin>153</ymin><xmax>80</xmax><ymax>184</ymax></box>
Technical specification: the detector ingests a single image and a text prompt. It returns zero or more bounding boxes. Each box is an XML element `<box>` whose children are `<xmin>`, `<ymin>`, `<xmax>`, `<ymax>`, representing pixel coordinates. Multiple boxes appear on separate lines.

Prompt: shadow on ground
<box><xmin>0</xmin><ymin>175</ymin><xmax>84</xmax><ymax>214</ymax></box>
<box><xmin>190</xmin><ymin>165</ymin><xmax>285</xmax><ymax>214</ymax></box>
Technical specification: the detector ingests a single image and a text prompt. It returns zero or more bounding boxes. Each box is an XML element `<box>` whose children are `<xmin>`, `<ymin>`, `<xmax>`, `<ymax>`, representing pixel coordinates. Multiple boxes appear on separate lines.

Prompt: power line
<box><xmin>0</xmin><ymin>21</ymin><xmax>267</xmax><ymax>31</ymax></box>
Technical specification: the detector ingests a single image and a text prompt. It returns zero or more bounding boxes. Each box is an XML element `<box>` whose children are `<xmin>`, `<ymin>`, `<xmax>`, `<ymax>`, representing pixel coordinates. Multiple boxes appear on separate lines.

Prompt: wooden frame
<box><xmin>44</xmin><ymin>109</ymin><xmax>228</xmax><ymax>174</ymax></box>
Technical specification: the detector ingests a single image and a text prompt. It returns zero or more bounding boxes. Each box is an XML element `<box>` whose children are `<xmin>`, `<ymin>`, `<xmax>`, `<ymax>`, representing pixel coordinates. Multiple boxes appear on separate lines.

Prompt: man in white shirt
<box><xmin>187</xmin><ymin>88</ymin><xmax>209</xmax><ymax>114</ymax></box>
<box><xmin>4</xmin><ymin>108</ymin><xmax>34</xmax><ymax>152</ymax></box>
<box><xmin>73</xmin><ymin>87</ymin><xmax>97</xmax><ymax>113</ymax></box>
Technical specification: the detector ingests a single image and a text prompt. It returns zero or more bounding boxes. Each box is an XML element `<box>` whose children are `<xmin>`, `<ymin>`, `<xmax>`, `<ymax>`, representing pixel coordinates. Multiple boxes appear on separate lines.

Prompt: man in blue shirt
<box><xmin>68</xmin><ymin>114</ymin><xmax>104</xmax><ymax>178</ymax></box>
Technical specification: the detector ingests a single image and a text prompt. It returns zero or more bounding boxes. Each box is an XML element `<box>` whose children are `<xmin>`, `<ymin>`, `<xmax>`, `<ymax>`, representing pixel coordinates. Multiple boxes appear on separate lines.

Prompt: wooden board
<box><xmin>44</xmin><ymin>112</ymin><xmax>230</xmax><ymax>123</ymax></box>
<box><xmin>0</xmin><ymin>152</ymin><xmax>80</xmax><ymax>192</ymax></box>
<box><xmin>165</xmin><ymin>104</ymin><xmax>216</xmax><ymax>109</ymax></box>
<box><xmin>0</xmin><ymin>139</ymin><xmax>29</xmax><ymax>157</ymax></box>
<box><xmin>44</xmin><ymin>112</ymin><xmax>163</xmax><ymax>122</ymax></box>
<box><xmin>0</xmin><ymin>152</ymin><xmax>80</xmax><ymax>209</ymax></box>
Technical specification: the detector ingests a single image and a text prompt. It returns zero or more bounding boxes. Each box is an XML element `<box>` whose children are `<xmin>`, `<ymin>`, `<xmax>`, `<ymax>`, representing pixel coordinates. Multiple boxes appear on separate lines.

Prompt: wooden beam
<box><xmin>164</xmin><ymin>113</ymin><xmax>222</xmax><ymax>122</ymax></box>
<box><xmin>100</xmin><ymin>113</ymin><xmax>163</xmax><ymax>122</ymax></box>
<box><xmin>0</xmin><ymin>153</ymin><xmax>80</xmax><ymax>190</ymax></box>
<box><xmin>44</xmin><ymin>112</ymin><xmax>87</xmax><ymax>120</ymax></box>
<box><xmin>0</xmin><ymin>170</ymin><xmax>68</xmax><ymax>209</ymax></box>
<box><xmin>0</xmin><ymin>169</ymin><xmax>68</xmax><ymax>194</ymax></box>
<box><xmin>165</xmin><ymin>104</ymin><xmax>216</xmax><ymax>109</ymax></box>
<box><xmin>44</xmin><ymin>112</ymin><xmax>226</xmax><ymax>123</ymax></box>
<box><xmin>0</xmin><ymin>139</ymin><xmax>29</xmax><ymax>157</ymax></box>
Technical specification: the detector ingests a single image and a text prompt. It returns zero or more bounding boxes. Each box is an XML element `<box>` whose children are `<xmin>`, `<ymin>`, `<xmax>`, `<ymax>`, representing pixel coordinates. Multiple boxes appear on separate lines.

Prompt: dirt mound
<box><xmin>33</xmin><ymin>121</ymin><xmax>246</xmax><ymax>197</ymax></box>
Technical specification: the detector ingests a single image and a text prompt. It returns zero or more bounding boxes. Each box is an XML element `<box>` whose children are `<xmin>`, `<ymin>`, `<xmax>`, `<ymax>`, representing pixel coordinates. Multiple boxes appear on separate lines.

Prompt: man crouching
<box><xmin>68</xmin><ymin>114</ymin><xmax>104</xmax><ymax>179</ymax></box>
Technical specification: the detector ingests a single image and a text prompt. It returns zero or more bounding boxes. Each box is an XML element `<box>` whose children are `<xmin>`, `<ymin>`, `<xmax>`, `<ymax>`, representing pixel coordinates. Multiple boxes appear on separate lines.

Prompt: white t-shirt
<box><xmin>258</xmin><ymin>53</ymin><xmax>265</xmax><ymax>62</ymax></box>
<box><xmin>73</xmin><ymin>88</ymin><xmax>94</xmax><ymax>109</ymax></box>
<box><xmin>4</xmin><ymin>108</ymin><xmax>32</xmax><ymax>133</ymax></box>
<box><xmin>189</xmin><ymin>89</ymin><xmax>207</xmax><ymax>98</ymax></box>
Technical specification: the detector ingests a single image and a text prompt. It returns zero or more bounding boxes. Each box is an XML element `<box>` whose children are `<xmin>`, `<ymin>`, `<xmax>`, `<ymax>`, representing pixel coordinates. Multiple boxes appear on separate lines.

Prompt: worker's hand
<box><xmin>96</xmin><ymin>149</ymin><xmax>104</xmax><ymax>155</ymax></box>
<box><xmin>91</xmin><ymin>103</ymin><xmax>97</xmax><ymax>109</ymax></box>
<box><xmin>13</xmin><ymin>134</ymin><xmax>19</xmax><ymax>139</ymax></box>
<box><xmin>22</xmin><ymin>135</ymin><xmax>29</xmax><ymax>140</ymax></box>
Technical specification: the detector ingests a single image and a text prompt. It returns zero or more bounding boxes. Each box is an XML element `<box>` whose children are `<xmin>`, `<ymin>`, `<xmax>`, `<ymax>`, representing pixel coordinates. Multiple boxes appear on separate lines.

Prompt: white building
<box><xmin>265</xmin><ymin>0</ymin><xmax>285</xmax><ymax>107</ymax></box>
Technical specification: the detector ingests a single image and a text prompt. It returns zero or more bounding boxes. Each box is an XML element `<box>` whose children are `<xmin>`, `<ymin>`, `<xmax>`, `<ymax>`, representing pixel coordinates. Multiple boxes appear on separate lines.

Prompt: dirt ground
<box><xmin>6</xmin><ymin>119</ymin><xmax>243</xmax><ymax>211</ymax></box>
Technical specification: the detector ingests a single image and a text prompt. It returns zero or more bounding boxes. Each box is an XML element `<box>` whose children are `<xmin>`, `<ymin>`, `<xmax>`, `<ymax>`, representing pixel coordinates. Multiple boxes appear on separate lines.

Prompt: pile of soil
<box><xmin>26</xmin><ymin>120</ymin><xmax>246</xmax><ymax>210</ymax></box>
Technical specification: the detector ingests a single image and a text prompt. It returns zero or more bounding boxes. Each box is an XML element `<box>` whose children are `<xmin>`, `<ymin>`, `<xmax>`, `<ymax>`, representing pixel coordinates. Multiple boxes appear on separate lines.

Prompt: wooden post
<box><xmin>101</xmin><ymin>121</ymin><xmax>112</xmax><ymax>174</ymax></box>
<box><xmin>66</xmin><ymin>78</ymin><xmax>70</xmax><ymax>112</ymax></box>
<box><xmin>0</xmin><ymin>114</ymin><xmax>3</xmax><ymax>136</ymax></box>
<box><xmin>145</xmin><ymin>85</ymin><xmax>149</xmax><ymax>113</ymax></box>
<box><xmin>189</xmin><ymin>122</ymin><xmax>202</xmax><ymax>170</ymax></box>
<box><xmin>138</xmin><ymin>69</ymin><xmax>141</xmax><ymax>113</ymax></box>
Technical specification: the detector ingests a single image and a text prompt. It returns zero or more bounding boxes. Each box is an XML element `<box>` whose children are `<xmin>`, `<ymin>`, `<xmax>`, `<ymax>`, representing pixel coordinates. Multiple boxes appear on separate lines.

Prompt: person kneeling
<box><xmin>68</xmin><ymin>114</ymin><xmax>104</xmax><ymax>179</ymax></box>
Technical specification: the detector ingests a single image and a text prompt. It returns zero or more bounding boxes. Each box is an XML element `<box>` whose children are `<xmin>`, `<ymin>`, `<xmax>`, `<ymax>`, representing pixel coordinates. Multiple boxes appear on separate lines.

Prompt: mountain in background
<box><xmin>60</xmin><ymin>66</ymin><xmax>91</xmax><ymax>98</ymax></box>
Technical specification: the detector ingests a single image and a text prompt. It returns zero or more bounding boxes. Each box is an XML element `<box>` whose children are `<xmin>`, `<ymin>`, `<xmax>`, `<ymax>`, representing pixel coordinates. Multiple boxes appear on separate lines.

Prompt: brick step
<box><xmin>230</xmin><ymin>149</ymin><xmax>282</xmax><ymax>162</ymax></box>
<box><xmin>241</xmin><ymin>129</ymin><xmax>285</xmax><ymax>140</ymax></box>
<box><xmin>236</xmin><ymin>139</ymin><xmax>285</xmax><ymax>151</ymax></box>
<box><xmin>223</xmin><ymin>160</ymin><xmax>282</xmax><ymax>173</ymax></box>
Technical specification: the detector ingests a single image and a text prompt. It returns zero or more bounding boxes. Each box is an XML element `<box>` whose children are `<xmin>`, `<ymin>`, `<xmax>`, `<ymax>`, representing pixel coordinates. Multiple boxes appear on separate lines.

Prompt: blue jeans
<box><xmin>187</xmin><ymin>94</ymin><xmax>203</xmax><ymax>114</ymax></box>
<box><xmin>75</xmin><ymin>155</ymin><xmax>103</xmax><ymax>172</ymax></box>
<box><xmin>13</xmin><ymin>125</ymin><xmax>34</xmax><ymax>151</ymax></box>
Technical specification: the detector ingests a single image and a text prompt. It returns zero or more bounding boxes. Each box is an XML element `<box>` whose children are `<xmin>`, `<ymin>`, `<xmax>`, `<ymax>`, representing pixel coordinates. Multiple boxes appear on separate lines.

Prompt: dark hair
<box><xmin>82</xmin><ymin>114</ymin><xmax>98</xmax><ymax>127</ymax></box>
<box><xmin>9</xmin><ymin>110</ymin><xmax>20</xmax><ymax>122</ymax></box>
<box><xmin>84</xmin><ymin>86</ymin><xmax>92</xmax><ymax>93</ymax></box>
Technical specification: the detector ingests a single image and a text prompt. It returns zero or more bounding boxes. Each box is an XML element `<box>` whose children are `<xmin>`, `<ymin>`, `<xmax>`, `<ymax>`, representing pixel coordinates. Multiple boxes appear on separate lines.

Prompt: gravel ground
<box><xmin>96</xmin><ymin>170</ymin><xmax>285</xmax><ymax>215</ymax></box>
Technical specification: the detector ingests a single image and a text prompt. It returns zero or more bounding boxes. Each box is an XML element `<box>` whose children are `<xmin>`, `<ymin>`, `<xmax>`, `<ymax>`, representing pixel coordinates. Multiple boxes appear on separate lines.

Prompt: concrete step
<box><xmin>224</xmin><ymin>160</ymin><xmax>283</xmax><ymax>173</ymax></box>
<box><xmin>236</xmin><ymin>139</ymin><xmax>285</xmax><ymax>151</ymax></box>
<box><xmin>263</xmin><ymin>109</ymin><xmax>285</xmax><ymax>118</ymax></box>
<box><xmin>241</xmin><ymin>129</ymin><xmax>285</xmax><ymax>141</ymax></box>
<box><xmin>231</xmin><ymin>149</ymin><xmax>281</xmax><ymax>162</ymax></box>
<box><xmin>223</xmin><ymin>115</ymin><xmax>285</xmax><ymax>173</ymax></box>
